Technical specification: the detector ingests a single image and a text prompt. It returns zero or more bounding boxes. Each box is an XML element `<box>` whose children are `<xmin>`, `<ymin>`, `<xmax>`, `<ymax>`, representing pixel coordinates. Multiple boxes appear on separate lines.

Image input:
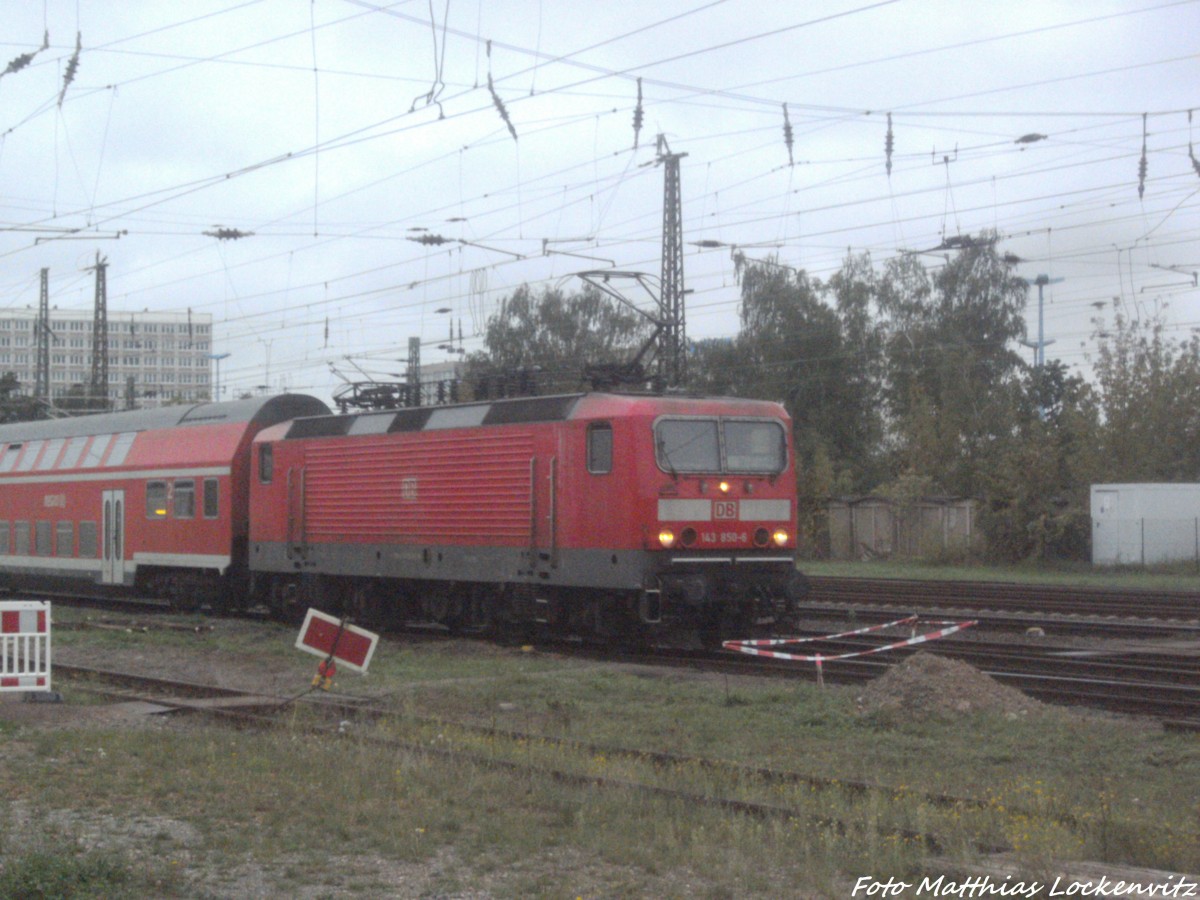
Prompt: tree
<box><xmin>1092</xmin><ymin>308</ymin><xmax>1200</xmax><ymax>481</ymax></box>
<box><xmin>978</xmin><ymin>362</ymin><xmax>1101</xmax><ymax>561</ymax></box>
<box><xmin>877</xmin><ymin>234</ymin><xmax>1028</xmax><ymax>497</ymax></box>
<box><xmin>0</xmin><ymin>373</ymin><xmax>42</xmax><ymax>423</ymax></box>
<box><xmin>464</xmin><ymin>283</ymin><xmax>651</xmax><ymax>396</ymax></box>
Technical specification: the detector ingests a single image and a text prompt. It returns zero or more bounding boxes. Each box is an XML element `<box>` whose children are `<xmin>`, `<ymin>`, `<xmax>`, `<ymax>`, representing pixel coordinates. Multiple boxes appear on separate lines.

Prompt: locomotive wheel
<box><xmin>461</xmin><ymin>586</ymin><xmax>494</xmax><ymax>634</ymax></box>
<box><xmin>348</xmin><ymin>582</ymin><xmax>385</xmax><ymax>626</ymax></box>
<box><xmin>165</xmin><ymin>577</ymin><xmax>201</xmax><ymax>613</ymax></box>
<box><xmin>424</xmin><ymin>590</ymin><xmax>463</xmax><ymax>631</ymax></box>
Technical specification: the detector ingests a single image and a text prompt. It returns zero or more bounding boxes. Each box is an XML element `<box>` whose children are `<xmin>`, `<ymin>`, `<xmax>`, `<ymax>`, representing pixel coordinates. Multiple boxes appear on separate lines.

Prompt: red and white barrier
<box><xmin>723</xmin><ymin>615</ymin><xmax>977</xmax><ymax>684</ymax></box>
<box><xmin>1</xmin><ymin>601</ymin><xmax>52</xmax><ymax>692</ymax></box>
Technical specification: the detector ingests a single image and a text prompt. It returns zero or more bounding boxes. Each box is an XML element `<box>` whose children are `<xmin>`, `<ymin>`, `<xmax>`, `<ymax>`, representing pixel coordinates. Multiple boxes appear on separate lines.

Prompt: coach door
<box><xmin>101</xmin><ymin>489</ymin><xmax>126</xmax><ymax>585</ymax></box>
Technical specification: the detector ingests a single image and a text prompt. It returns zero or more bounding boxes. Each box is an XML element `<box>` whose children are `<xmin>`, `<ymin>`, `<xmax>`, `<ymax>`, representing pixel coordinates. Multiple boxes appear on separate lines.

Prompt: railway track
<box><xmin>19</xmin><ymin>585</ymin><xmax>1200</xmax><ymax>728</ymax></box>
<box><xmin>51</xmin><ymin>662</ymin><xmax>970</xmax><ymax>853</ymax></box>
<box><xmin>806</xmin><ymin>576</ymin><xmax>1200</xmax><ymax>622</ymax></box>
<box><xmin>625</xmin><ymin>630</ymin><xmax>1200</xmax><ymax>729</ymax></box>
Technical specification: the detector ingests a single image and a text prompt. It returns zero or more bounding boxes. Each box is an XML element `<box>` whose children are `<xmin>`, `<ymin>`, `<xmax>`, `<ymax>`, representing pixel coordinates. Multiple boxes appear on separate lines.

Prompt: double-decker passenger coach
<box><xmin>0</xmin><ymin>394</ymin><xmax>329</xmax><ymax>608</ymax></box>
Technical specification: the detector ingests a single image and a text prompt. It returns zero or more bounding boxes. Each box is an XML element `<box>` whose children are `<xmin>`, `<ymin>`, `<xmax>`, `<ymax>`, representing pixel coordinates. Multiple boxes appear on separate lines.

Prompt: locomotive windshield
<box><xmin>654</xmin><ymin>417</ymin><xmax>786</xmax><ymax>475</ymax></box>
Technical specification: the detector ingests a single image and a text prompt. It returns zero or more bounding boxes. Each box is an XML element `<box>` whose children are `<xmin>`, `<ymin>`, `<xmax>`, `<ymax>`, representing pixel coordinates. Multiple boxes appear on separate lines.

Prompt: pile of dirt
<box><xmin>856</xmin><ymin>651</ymin><xmax>1045</xmax><ymax>718</ymax></box>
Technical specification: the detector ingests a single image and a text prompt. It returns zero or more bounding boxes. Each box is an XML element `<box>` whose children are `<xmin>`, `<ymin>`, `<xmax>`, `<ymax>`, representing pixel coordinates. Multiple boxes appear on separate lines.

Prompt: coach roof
<box><xmin>0</xmin><ymin>393</ymin><xmax>330</xmax><ymax>445</ymax></box>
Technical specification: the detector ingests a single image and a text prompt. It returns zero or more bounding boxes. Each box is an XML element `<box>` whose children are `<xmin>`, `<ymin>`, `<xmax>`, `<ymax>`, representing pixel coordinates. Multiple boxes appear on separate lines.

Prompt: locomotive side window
<box><xmin>146</xmin><ymin>481</ymin><xmax>169</xmax><ymax>518</ymax></box>
<box><xmin>259</xmin><ymin>445</ymin><xmax>274</xmax><ymax>484</ymax></box>
<box><xmin>79</xmin><ymin>521</ymin><xmax>98</xmax><ymax>558</ymax></box>
<box><xmin>203</xmin><ymin>478</ymin><xmax>219</xmax><ymax>519</ymax></box>
<box><xmin>14</xmin><ymin>521</ymin><xmax>30</xmax><ymax>555</ymax></box>
<box><xmin>174</xmin><ymin>479</ymin><xmax>196</xmax><ymax>518</ymax></box>
<box><xmin>0</xmin><ymin>520</ymin><xmax>8</xmax><ymax>554</ymax></box>
<box><xmin>55</xmin><ymin>522</ymin><xmax>74</xmax><ymax>557</ymax></box>
<box><xmin>724</xmin><ymin>420</ymin><xmax>786</xmax><ymax>473</ymax></box>
<box><xmin>587</xmin><ymin>422</ymin><xmax>613</xmax><ymax>474</ymax></box>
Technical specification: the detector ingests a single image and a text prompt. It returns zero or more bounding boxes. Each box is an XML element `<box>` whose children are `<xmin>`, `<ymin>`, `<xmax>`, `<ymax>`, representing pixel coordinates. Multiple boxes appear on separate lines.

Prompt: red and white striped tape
<box><xmin>722</xmin><ymin>616</ymin><xmax>977</xmax><ymax>682</ymax></box>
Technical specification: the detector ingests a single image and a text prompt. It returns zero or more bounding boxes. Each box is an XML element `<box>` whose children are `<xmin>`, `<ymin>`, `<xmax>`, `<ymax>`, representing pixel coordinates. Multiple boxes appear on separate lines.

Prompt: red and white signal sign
<box><xmin>294</xmin><ymin>608</ymin><xmax>379</xmax><ymax>674</ymax></box>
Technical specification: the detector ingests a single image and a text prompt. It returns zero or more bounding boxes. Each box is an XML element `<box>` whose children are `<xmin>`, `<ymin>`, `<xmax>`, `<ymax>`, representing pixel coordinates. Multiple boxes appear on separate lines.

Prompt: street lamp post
<box><xmin>206</xmin><ymin>352</ymin><xmax>231</xmax><ymax>400</ymax></box>
<box><xmin>1020</xmin><ymin>274</ymin><xmax>1064</xmax><ymax>368</ymax></box>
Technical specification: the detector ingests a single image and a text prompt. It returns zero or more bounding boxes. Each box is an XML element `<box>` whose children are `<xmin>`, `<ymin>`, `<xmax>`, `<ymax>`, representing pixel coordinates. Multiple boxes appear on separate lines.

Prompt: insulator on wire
<box><xmin>57</xmin><ymin>31</ymin><xmax>81</xmax><ymax>108</ymax></box>
<box><xmin>1</xmin><ymin>29</ymin><xmax>49</xmax><ymax>79</ymax></box>
<box><xmin>885</xmin><ymin>112</ymin><xmax>894</xmax><ymax>177</ymax></box>
<box><xmin>1189</xmin><ymin>110</ymin><xmax>1200</xmax><ymax>179</ymax></box>
<box><xmin>782</xmin><ymin>103</ymin><xmax>794</xmax><ymax>166</ymax></box>
<box><xmin>1138</xmin><ymin>112</ymin><xmax>1148</xmax><ymax>199</ymax></box>
<box><xmin>485</xmin><ymin>40</ymin><xmax>517</xmax><ymax>142</ymax></box>
<box><xmin>632</xmin><ymin>77</ymin><xmax>644</xmax><ymax>149</ymax></box>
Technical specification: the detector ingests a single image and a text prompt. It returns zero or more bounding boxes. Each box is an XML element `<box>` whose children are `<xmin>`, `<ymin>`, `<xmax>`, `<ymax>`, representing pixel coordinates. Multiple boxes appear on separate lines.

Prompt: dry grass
<box><xmin>2</xmin><ymin>611</ymin><xmax>1197</xmax><ymax>897</ymax></box>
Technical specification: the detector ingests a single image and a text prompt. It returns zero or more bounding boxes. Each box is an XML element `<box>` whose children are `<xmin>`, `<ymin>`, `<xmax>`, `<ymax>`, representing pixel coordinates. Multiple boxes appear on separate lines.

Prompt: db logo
<box><xmin>714</xmin><ymin>500</ymin><xmax>738</xmax><ymax>520</ymax></box>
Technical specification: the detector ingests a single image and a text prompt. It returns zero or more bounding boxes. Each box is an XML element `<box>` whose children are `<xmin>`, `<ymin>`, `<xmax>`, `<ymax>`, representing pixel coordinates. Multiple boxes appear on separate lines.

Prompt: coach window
<box><xmin>79</xmin><ymin>522</ymin><xmax>98</xmax><ymax>558</ymax></box>
<box><xmin>259</xmin><ymin>444</ymin><xmax>274</xmax><ymax>483</ymax></box>
<box><xmin>55</xmin><ymin>522</ymin><xmax>74</xmax><ymax>557</ymax></box>
<box><xmin>14</xmin><ymin>521</ymin><xmax>30</xmax><ymax>555</ymax></box>
<box><xmin>0</xmin><ymin>520</ymin><xmax>8</xmax><ymax>554</ymax></box>
<box><xmin>174</xmin><ymin>479</ymin><xmax>196</xmax><ymax>519</ymax></box>
<box><xmin>146</xmin><ymin>481</ymin><xmax>168</xmax><ymax>519</ymax></box>
<box><xmin>587</xmin><ymin>422</ymin><xmax>613</xmax><ymax>474</ymax></box>
<box><xmin>35</xmin><ymin>521</ymin><xmax>51</xmax><ymax>557</ymax></box>
<box><xmin>203</xmin><ymin>478</ymin><xmax>219</xmax><ymax>519</ymax></box>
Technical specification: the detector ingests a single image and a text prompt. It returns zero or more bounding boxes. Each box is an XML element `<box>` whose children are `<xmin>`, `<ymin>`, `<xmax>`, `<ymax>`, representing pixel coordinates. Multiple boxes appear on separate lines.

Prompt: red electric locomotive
<box><xmin>247</xmin><ymin>391</ymin><xmax>806</xmax><ymax>641</ymax></box>
<box><xmin>0</xmin><ymin>394</ymin><xmax>330</xmax><ymax>607</ymax></box>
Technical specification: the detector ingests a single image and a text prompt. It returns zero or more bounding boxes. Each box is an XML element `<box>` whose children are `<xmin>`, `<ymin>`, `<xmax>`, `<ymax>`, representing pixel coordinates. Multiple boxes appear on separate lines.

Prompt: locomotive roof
<box><xmin>0</xmin><ymin>393</ymin><xmax>331</xmax><ymax>444</ymax></box>
<box><xmin>278</xmin><ymin>391</ymin><xmax>788</xmax><ymax>441</ymax></box>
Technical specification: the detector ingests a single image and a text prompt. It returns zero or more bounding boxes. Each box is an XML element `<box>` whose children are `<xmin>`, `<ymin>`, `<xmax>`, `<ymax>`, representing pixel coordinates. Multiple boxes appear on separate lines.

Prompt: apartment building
<box><xmin>0</xmin><ymin>308</ymin><xmax>214</xmax><ymax>408</ymax></box>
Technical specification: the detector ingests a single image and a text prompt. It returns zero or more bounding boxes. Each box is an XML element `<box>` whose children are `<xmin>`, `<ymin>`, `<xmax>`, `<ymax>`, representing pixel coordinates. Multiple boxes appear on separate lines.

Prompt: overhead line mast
<box><xmin>34</xmin><ymin>268</ymin><xmax>50</xmax><ymax>406</ymax></box>
<box><xmin>89</xmin><ymin>253</ymin><xmax>110</xmax><ymax>412</ymax></box>
<box><xmin>657</xmin><ymin>134</ymin><xmax>688</xmax><ymax>389</ymax></box>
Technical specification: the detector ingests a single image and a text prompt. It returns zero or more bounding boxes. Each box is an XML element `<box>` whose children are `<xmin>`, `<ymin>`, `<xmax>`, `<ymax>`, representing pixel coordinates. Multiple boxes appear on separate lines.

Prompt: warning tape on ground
<box><xmin>722</xmin><ymin>616</ymin><xmax>977</xmax><ymax>683</ymax></box>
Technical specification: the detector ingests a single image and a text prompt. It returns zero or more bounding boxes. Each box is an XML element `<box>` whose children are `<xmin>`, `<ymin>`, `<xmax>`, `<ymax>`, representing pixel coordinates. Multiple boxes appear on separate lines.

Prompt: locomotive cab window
<box><xmin>654</xmin><ymin>417</ymin><xmax>787</xmax><ymax>475</ymax></box>
<box><xmin>724</xmin><ymin>420</ymin><xmax>786</xmax><ymax>473</ymax></box>
<box><xmin>587</xmin><ymin>422</ymin><xmax>613</xmax><ymax>474</ymax></box>
<box><xmin>655</xmin><ymin>419</ymin><xmax>720</xmax><ymax>473</ymax></box>
<box><xmin>146</xmin><ymin>481</ymin><xmax>168</xmax><ymax>519</ymax></box>
<box><xmin>174</xmin><ymin>479</ymin><xmax>196</xmax><ymax>519</ymax></box>
<box><xmin>259</xmin><ymin>444</ymin><xmax>274</xmax><ymax>484</ymax></box>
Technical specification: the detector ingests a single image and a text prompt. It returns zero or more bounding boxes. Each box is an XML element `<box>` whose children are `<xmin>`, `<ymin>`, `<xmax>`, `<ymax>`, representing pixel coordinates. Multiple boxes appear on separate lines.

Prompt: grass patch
<box><xmin>9</xmin><ymin>615</ymin><xmax>1199</xmax><ymax>895</ymax></box>
<box><xmin>0</xmin><ymin>841</ymin><xmax>187</xmax><ymax>899</ymax></box>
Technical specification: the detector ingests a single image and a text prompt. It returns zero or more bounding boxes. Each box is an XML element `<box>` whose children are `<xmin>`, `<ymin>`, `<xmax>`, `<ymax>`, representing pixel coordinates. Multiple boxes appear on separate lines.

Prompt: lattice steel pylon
<box><xmin>657</xmin><ymin>134</ymin><xmax>688</xmax><ymax>388</ymax></box>
<box><xmin>34</xmin><ymin>268</ymin><xmax>50</xmax><ymax>404</ymax></box>
<box><xmin>88</xmin><ymin>253</ymin><xmax>109</xmax><ymax>410</ymax></box>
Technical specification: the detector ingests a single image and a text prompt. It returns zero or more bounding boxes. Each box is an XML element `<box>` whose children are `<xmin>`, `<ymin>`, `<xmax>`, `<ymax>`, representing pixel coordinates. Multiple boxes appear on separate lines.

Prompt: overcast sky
<box><xmin>2</xmin><ymin>0</ymin><xmax>1198</xmax><ymax>403</ymax></box>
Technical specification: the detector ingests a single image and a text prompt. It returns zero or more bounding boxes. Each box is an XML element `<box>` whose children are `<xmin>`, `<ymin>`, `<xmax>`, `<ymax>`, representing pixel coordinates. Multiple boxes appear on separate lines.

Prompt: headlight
<box><xmin>772</xmin><ymin>528</ymin><xmax>789</xmax><ymax>547</ymax></box>
<box><xmin>658</xmin><ymin>529</ymin><xmax>676</xmax><ymax>548</ymax></box>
